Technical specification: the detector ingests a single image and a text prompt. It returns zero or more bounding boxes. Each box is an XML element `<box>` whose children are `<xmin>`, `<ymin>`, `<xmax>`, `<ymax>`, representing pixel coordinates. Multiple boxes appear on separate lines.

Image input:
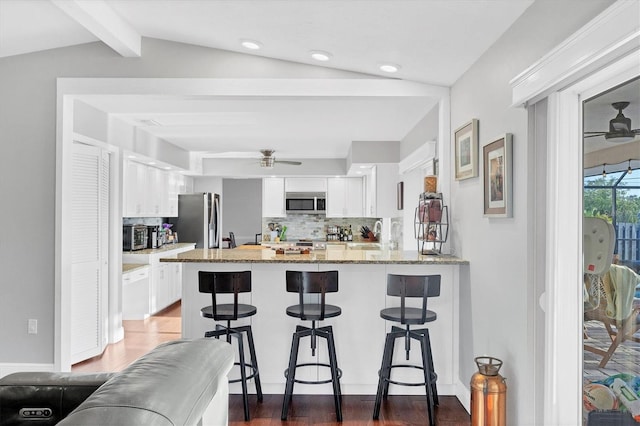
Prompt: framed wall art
<box><xmin>483</xmin><ymin>133</ymin><xmax>513</xmax><ymax>217</ymax></box>
<box><xmin>454</xmin><ymin>119</ymin><xmax>479</xmax><ymax>180</ymax></box>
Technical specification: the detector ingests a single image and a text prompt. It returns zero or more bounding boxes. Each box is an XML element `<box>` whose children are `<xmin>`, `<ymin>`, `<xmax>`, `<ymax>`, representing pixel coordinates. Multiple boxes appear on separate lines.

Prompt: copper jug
<box><xmin>470</xmin><ymin>356</ymin><xmax>507</xmax><ymax>426</ymax></box>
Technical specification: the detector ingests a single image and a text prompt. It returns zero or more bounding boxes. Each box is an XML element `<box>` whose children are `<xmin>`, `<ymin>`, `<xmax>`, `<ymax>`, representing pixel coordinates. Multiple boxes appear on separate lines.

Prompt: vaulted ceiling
<box><xmin>4</xmin><ymin>1</ymin><xmax>635</xmax><ymax>174</ymax></box>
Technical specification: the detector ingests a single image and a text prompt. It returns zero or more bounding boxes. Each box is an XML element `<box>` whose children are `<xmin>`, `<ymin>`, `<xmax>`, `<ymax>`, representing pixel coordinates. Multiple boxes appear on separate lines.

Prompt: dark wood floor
<box><xmin>229</xmin><ymin>394</ymin><xmax>470</xmax><ymax>425</ymax></box>
<box><xmin>74</xmin><ymin>301</ymin><xmax>471</xmax><ymax>425</ymax></box>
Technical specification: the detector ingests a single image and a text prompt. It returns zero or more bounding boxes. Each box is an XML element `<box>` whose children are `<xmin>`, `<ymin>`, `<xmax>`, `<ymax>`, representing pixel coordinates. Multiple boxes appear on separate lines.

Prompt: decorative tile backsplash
<box><xmin>123</xmin><ymin>217</ymin><xmax>165</xmax><ymax>226</ymax></box>
<box><xmin>262</xmin><ymin>215</ymin><xmax>403</xmax><ymax>242</ymax></box>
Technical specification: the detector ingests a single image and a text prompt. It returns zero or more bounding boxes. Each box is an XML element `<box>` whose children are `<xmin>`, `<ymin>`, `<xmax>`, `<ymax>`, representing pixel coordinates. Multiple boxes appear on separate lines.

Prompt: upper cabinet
<box><xmin>124</xmin><ymin>160</ymin><xmax>147</xmax><ymax>217</ymax></box>
<box><xmin>262</xmin><ymin>177</ymin><xmax>286</xmax><ymax>217</ymax></box>
<box><xmin>284</xmin><ymin>177</ymin><xmax>327</xmax><ymax>193</ymax></box>
<box><xmin>364</xmin><ymin>164</ymin><xmax>400</xmax><ymax>218</ymax></box>
<box><xmin>326</xmin><ymin>177</ymin><xmax>364</xmax><ymax>217</ymax></box>
<box><xmin>123</xmin><ymin>159</ymin><xmax>188</xmax><ymax>218</ymax></box>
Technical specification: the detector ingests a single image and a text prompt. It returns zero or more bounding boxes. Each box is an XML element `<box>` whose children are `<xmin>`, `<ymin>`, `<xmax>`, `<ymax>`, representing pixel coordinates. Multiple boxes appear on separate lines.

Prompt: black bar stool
<box><xmin>281</xmin><ymin>270</ymin><xmax>343</xmax><ymax>422</ymax></box>
<box><xmin>198</xmin><ymin>270</ymin><xmax>263</xmax><ymax>421</ymax></box>
<box><xmin>373</xmin><ymin>273</ymin><xmax>441</xmax><ymax>424</ymax></box>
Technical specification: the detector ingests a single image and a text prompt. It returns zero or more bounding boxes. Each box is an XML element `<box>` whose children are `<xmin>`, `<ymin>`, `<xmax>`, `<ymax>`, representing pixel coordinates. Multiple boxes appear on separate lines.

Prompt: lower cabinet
<box><xmin>122</xmin><ymin>244</ymin><xmax>194</xmax><ymax>318</ymax></box>
<box><xmin>122</xmin><ymin>266</ymin><xmax>150</xmax><ymax>320</ymax></box>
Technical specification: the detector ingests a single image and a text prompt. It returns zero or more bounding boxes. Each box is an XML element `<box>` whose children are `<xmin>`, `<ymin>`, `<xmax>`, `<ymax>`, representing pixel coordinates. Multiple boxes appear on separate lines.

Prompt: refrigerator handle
<box><xmin>212</xmin><ymin>195</ymin><xmax>220</xmax><ymax>248</ymax></box>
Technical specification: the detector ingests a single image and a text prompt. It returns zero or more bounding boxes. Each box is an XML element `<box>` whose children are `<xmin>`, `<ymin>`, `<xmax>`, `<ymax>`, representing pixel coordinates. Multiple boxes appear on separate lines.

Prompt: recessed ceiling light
<box><xmin>310</xmin><ymin>50</ymin><xmax>331</xmax><ymax>61</ymax></box>
<box><xmin>241</xmin><ymin>39</ymin><xmax>262</xmax><ymax>50</ymax></box>
<box><xmin>379</xmin><ymin>63</ymin><xmax>400</xmax><ymax>73</ymax></box>
<box><xmin>128</xmin><ymin>155</ymin><xmax>137</xmax><ymax>159</ymax></box>
<box><xmin>148</xmin><ymin>162</ymin><xmax>156</xmax><ymax>166</ymax></box>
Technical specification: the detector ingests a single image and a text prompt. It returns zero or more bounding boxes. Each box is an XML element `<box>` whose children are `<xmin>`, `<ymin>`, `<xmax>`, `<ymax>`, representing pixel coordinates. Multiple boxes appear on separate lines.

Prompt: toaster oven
<box><xmin>123</xmin><ymin>224</ymin><xmax>148</xmax><ymax>251</ymax></box>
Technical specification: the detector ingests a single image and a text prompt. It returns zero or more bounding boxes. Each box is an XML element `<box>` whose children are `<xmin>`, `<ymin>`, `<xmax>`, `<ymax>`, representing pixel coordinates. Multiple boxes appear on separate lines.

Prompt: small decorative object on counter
<box><xmin>470</xmin><ymin>356</ymin><xmax>506</xmax><ymax>426</ymax></box>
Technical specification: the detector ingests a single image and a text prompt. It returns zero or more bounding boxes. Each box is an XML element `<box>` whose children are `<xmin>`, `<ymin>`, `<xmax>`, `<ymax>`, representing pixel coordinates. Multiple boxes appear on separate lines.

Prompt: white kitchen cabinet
<box><xmin>166</xmin><ymin>172</ymin><xmax>179</xmax><ymax>217</ymax></box>
<box><xmin>364</xmin><ymin>164</ymin><xmax>399</xmax><ymax>218</ymax></box>
<box><xmin>364</xmin><ymin>166</ymin><xmax>377</xmax><ymax>218</ymax></box>
<box><xmin>146</xmin><ymin>167</ymin><xmax>164</xmax><ymax>216</ymax></box>
<box><xmin>124</xmin><ymin>160</ymin><xmax>147</xmax><ymax>216</ymax></box>
<box><xmin>168</xmin><ymin>262</ymin><xmax>183</xmax><ymax>301</ymax></box>
<box><xmin>122</xmin><ymin>266</ymin><xmax>150</xmax><ymax>320</ymax></box>
<box><xmin>123</xmin><ymin>159</ymin><xmax>180</xmax><ymax>217</ymax></box>
<box><xmin>262</xmin><ymin>177</ymin><xmax>286</xmax><ymax>217</ymax></box>
<box><xmin>284</xmin><ymin>177</ymin><xmax>327</xmax><ymax>193</ymax></box>
<box><xmin>122</xmin><ymin>244</ymin><xmax>195</xmax><ymax>316</ymax></box>
<box><xmin>326</xmin><ymin>177</ymin><xmax>364</xmax><ymax>217</ymax></box>
<box><xmin>180</xmin><ymin>175</ymin><xmax>194</xmax><ymax>194</ymax></box>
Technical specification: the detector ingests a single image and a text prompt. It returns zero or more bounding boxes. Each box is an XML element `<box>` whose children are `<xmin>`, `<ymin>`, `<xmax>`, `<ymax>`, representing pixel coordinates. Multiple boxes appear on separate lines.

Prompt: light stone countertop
<box><xmin>122</xmin><ymin>242</ymin><xmax>196</xmax><ymax>256</ymax></box>
<box><xmin>160</xmin><ymin>248</ymin><xmax>468</xmax><ymax>265</ymax></box>
<box><xmin>122</xmin><ymin>263</ymin><xmax>150</xmax><ymax>273</ymax></box>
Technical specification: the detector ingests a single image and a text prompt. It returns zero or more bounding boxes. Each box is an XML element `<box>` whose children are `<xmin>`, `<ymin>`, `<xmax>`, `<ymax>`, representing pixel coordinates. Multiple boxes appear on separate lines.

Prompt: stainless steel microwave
<box><xmin>285</xmin><ymin>192</ymin><xmax>326</xmax><ymax>213</ymax></box>
<box><xmin>123</xmin><ymin>224</ymin><xmax>148</xmax><ymax>251</ymax></box>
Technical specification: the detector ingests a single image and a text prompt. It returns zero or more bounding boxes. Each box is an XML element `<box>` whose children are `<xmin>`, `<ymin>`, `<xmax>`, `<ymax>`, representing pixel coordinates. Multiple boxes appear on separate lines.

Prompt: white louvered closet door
<box><xmin>70</xmin><ymin>143</ymin><xmax>109</xmax><ymax>364</ymax></box>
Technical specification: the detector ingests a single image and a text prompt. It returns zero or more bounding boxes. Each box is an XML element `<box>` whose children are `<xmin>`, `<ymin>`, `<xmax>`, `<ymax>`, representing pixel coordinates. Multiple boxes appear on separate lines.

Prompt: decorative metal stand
<box><xmin>414</xmin><ymin>192</ymin><xmax>449</xmax><ymax>255</ymax></box>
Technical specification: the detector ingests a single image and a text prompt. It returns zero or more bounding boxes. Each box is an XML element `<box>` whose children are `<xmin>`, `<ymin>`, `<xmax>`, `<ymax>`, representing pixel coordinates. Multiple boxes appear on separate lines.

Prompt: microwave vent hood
<box><xmin>285</xmin><ymin>192</ymin><xmax>326</xmax><ymax>198</ymax></box>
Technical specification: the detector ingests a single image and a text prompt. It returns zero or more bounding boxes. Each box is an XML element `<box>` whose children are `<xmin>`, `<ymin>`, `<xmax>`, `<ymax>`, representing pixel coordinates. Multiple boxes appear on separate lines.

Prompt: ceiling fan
<box><xmin>584</xmin><ymin>101</ymin><xmax>640</xmax><ymax>143</ymax></box>
<box><xmin>259</xmin><ymin>149</ymin><xmax>302</xmax><ymax>168</ymax></box>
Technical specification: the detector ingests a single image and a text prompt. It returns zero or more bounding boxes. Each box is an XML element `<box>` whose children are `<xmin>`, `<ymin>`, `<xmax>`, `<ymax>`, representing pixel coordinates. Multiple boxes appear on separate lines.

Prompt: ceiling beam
<box><xmin>51</xmin><ymin>0</ymin><xmax>141</xmax><ymax>57</ymax></box>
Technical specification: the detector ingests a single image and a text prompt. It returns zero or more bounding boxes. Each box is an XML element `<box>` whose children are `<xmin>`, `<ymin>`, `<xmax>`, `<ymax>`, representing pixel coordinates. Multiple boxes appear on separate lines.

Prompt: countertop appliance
<box><xmin>147</xmin><ymin>225</ymin><xmax>163</xmax><ymax>249</ymax></box>
<box><xmin>171</xmin><ymin>193</ymin><xmax>220</xmax><ymax>248</ymax></box>
<box><xmin>285</xmin><ymin>192</ymin><xmax>326</xmax><ymax>213</ymax></box>
<box><xmin>123</xmin><ymin>224</ymin><xmax>148</xmax><ymax>251</ymax></box>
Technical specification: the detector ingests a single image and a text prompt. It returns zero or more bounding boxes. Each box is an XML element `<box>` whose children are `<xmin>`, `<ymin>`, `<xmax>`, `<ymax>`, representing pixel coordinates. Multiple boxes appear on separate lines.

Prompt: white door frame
<box><xmin>55</xmin><ymin>78</ymin><xmax>448</xmax><ymax>371</ymax></box>
<box><xmin>55</xmin><ymin>94</ymin><xmax>122</xmax><ymax>370</ymax></box>
<box><xmin>510</xmin><ymin>1</ymin><xmax>640</xmax><ymax>424</ymax></box>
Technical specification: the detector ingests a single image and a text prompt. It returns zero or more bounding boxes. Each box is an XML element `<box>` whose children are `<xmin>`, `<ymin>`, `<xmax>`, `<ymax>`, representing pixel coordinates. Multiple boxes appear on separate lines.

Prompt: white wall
<box><xmin>0</xmin><ymin>37</ymin><xmax>368</xmax><ymax>364</ymax></box>
<box><xmin>448</xmin><ymin>1</ymin><xmax>613</xmax><ymax>424</ymax></box>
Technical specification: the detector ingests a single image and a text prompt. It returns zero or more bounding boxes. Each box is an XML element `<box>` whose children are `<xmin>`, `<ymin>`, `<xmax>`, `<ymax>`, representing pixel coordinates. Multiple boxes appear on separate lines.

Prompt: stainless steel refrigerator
<box><xmin>173</xmin><ymin>193</ymin><xmax>220</xmax><ymax>248</ymax></box>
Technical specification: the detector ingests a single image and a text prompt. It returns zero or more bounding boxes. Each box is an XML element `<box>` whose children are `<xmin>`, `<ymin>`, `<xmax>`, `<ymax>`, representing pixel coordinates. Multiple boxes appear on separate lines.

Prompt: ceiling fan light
<box><xmin>609</xmin><ymin>114</ymin><xmax>631</xmax><ymax>132</ymax></box>
<box><xmin>605</xmin><ymin>132</ymin><xmax>635</xmax><ymax>143</ymax></box>
<box><xmin>260</xmin><ymin>157</ymin><xmax>274</xmax><ymax>168</ymax></box>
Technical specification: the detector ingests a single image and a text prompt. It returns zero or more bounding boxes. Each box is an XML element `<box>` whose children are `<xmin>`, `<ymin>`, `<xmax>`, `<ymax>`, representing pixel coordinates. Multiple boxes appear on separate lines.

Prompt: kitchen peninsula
<box><xmin>161</xmin><ymin>248</ymin><xmax>468</xmax><ymax>397</ymax></box>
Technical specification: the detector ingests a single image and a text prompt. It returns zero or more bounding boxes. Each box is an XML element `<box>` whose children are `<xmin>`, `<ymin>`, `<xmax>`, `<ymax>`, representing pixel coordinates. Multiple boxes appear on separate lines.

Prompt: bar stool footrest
<box><xmin>228</xmin><ymin>361</ymin><xmax>260</xmax><ymax>384</ymax></box>
<box><xmin>379</xmin><ymin>364</ymin><xmax>437</xmax><ymax>387</ymax></box>
<box><xmin>285</xmin><ymin>362</ymin><xmax>343</xmax><ymax>385</ymax></box>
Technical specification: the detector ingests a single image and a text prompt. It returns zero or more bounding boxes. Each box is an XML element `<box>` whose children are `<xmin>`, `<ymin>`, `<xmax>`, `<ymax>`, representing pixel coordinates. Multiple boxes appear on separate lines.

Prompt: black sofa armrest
<box><xmin>0</xmin><ymin>372</ymin><xmax>115</xmax><ymax>426</ymax></box>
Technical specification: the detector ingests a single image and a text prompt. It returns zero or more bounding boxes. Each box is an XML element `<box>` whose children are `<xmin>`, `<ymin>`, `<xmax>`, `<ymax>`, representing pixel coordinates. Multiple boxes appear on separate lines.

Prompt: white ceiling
<box><xmin>11</xmin><ymin>1</ymin><xmax>635</xmax><ymax>174</ymax></box>
<box><xmin>0</xmin><ymin>0</ymin><xmax>535</xmax><ymax>170</ymax></box>
<box><xmin>0</xmin><ymin>0</ymin><xmax>533</xmax><ymax>85</ymax></box>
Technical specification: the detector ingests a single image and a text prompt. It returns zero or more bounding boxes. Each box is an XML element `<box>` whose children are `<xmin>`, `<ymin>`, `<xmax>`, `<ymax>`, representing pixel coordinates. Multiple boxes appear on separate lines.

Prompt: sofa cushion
<box><xmin>58</xmin><ymin>338</ymin><xmax>234</xmax><ymax>426</ymax></box>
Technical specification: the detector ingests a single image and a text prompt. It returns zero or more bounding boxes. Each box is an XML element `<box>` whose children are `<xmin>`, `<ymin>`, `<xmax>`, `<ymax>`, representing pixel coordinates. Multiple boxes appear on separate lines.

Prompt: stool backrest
<box><xmin>286</xmin><ymin>270</ymin><xmax>338</xmax><ymax>320</ymax></box>
<box><xmin>387</xmin><ymin>274</ymin><xmax>441</xmax><ymax>324</ymax></box>
<box><xmin>199</xmin><ymin>271</ymin><xmax>251</xmax><ymax>320</ymax></box>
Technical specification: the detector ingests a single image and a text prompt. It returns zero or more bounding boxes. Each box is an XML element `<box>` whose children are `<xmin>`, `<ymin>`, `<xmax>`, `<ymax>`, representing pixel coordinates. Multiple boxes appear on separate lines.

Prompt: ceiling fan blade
<box><xmin>584</xmin><ymin>134</ymin><xmax>606</xmax><ymax>138</ymax></box>
<box><xmin>275</xmin><ymin>160</ymin><xmax>302</xmax><ymax>166</ymax></box>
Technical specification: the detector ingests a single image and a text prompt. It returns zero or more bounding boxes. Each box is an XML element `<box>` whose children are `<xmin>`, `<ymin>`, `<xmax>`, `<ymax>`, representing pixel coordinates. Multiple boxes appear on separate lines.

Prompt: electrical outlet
<box><xmin>28</xmin><ymin>319</ymin><xmax>37</xmax><ymax>334</ymax></box>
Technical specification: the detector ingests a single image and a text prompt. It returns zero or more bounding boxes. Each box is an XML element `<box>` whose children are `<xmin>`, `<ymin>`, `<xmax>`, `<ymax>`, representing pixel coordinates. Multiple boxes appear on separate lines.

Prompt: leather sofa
<box><xmin>0</xmin><ymin>338</ymin><xmax>234</xmax><ymax>426</ymax></box>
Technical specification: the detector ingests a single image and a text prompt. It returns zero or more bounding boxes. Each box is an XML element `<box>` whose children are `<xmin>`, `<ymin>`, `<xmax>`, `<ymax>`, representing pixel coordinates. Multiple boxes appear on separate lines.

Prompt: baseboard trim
<box><xmin>0</xmin><ymin>363</ymin><xmax>55</xmax><ymax>379</ymax></box>
<box><xmin>456</xmin><ymin>379</ymin><xmax>471</xmax><ymax>413</ymax></box>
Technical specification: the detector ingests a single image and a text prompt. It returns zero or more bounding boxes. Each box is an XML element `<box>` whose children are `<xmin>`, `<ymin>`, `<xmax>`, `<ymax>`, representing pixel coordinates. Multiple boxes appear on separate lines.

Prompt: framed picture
<box><xmin>483</xmin><ymin>134</ymin><xmax>513</xmax><ymax>217</ymax></box>
<box><xmin>454</xmin><ymin>119</ymin><xmax>479</xmax><ymax>180</ymax></box>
